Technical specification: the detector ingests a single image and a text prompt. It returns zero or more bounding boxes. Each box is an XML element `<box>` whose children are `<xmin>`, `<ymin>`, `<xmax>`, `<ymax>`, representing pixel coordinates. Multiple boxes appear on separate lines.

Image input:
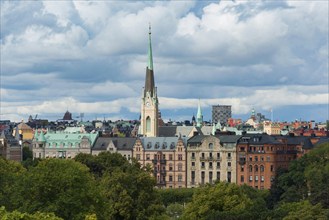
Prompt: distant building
<box><xmin>0</xmin><ymin>128</ymin><xmax>22</xmax><ymax>162</ymax></box>
<box><xmin>133</xmin><ymin>137</ymin><xmax>188</xmax><ymax>188</ymax></box>
<box><xmin>212</xmin><ymin>105</ymin><xmax>232</xmax><ymax>126</ymax></box>
<box><xmin>92</xmin><ymin>137</ymin><xmax>136</xmax><ymax>161</ymax></box>
<box><xmin>32</xmin><ymin>130</ymin><xmax>98</xmax><ymax>159</ymax></box>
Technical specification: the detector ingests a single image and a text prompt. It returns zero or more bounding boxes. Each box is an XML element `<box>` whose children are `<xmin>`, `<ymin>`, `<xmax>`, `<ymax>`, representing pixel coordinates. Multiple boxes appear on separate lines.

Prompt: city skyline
<box><xmin>1</xmin><ymin>1</ymin><xmax>328</xmax><ymax>122</ymax></box>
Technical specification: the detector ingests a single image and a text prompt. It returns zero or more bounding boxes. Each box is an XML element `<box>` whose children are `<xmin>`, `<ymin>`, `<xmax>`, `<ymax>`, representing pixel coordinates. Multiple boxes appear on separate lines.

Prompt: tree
<box><xmin>272</xmin><ymin>200</ymin><xmax>329</xmax><ymax>220</ymax></box>
<box><xmin>22</xmin><ymin>146</ymin><xmax>33</xmax><ymax>161</ymax></box>
<box><xmin>182</xmin><ymin>182</ymin><xmax>269</xmax><ymax>220</ymax></box>
<box><xmin>0</xmin><ymin>206</ymin><xmax>62</xmax><ymax>220</ymax></box>
<box><xmin>269</xmin><ymin>142</ymin><xmax>329</xmax><ymax>208</ymax></box>
<box><xmin>0</xmin><ymin>157</ymin><xmax>25</xmax><ymax>210</ymax></box>
<box><xmin>16</xmin><ymin>159</ymin><xmax>101</xmax><ymax>220</ymax></box>
<box><xmin>76</xmin><ymin>152</ymin><xmax>165</xmax><ymax>220</ymax></box>
<box><xmin>158</xmin><ymin>188</ymin><xmax>195</xmax><ymax>207</ymax></box>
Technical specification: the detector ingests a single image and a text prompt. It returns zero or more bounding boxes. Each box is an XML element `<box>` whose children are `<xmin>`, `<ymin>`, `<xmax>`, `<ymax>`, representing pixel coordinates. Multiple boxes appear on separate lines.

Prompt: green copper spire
<box><xmin>196</xmin><ymin>99</ymin><xmax>203</xmax><ymax>128</ymax></box>
<box><xmin>148</xmin><ymin>24</ymin><xmax>153</xmax><ymax>71</ymax></box>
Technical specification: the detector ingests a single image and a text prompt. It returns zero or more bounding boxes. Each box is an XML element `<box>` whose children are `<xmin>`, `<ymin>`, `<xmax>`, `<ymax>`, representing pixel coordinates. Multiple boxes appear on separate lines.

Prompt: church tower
<box><xmin>140</xmin><ymin>25</ymin><xmax>159</xmax><ymax>137</ymax></box>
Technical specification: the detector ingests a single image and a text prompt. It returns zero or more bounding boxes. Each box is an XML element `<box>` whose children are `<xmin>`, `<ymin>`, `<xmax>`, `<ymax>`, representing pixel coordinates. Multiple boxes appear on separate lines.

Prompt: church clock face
<box><xmin>146</xmin><ymin>101</ymin><xmax>150</xmax><ymax>107</ymax></box>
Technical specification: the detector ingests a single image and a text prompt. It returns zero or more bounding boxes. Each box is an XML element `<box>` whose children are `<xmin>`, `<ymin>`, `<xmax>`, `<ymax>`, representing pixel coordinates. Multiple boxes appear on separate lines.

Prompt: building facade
<box><xmin>236</xmin><ymin>134</ymin><xmax>295</xmax><ymax>189</ymax></box>
<box><xmin>32</xmin><ymin>130</ymin><xmax>98</xmax><ymax>159</ymax></box>
<box><xmin>133</xmin><ymin>137</ymin><xmax>187</xmax><ymax>188</ymax></box>
<box><xmin>0</xmin><ymin>130</ymin><xmax>22</xmax><ymax>162</ymax></box>
<box><xmin>186</xmin><ymin>135</ymin><xmax>221</xmax><ymax>188</ymax></box>
<box><xmin>212</xmin><ymin>105</ymin><xmax>232</xmax><ymax>126</ymax></box>
<box><xmin>140</xmin><ymin>26</ymin><xmax>159</xmax><ymax>137</ymax></box>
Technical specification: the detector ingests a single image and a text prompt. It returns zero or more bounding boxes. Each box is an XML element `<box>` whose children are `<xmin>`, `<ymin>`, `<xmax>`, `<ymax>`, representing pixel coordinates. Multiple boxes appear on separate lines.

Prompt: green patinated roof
<box><xmin>35</xmin><ymin>132</ymin><xmax>98</xmax><ymax>147</ymax></box>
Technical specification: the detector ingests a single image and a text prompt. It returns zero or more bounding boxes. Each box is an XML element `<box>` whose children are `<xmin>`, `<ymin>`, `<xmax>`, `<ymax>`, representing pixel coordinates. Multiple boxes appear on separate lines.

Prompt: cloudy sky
<box><xmin>1</xmin><ymin>0</ymin><xmax>328</xmax><ymax>123</ymax></box>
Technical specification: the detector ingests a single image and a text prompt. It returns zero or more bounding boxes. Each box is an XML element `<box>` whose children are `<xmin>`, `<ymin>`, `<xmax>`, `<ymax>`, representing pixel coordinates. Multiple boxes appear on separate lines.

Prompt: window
<box><xmin>261</xmin><ymin>176</ymin><xmax>264</xmax><ymax>182</ymax></box>
<box><xmin>255</xmin><ymin>156</ymin><xmax>258</xmax><ymax>161</ymax></box>
<box><xmin>201</xmin><ymin>171</ymin><xmax>205</xmax><ymax>184</ymax></box>
<box><xmin>201</xmin><ymin>162</ymin><xmax>205</xmax><ymax>168</ymax></box>
<box><xmin>241</xmin><ymin>166</ymin><xmax>244</xmax><ymax>172</ymax></box>
<box><xmin>260</xmin><ymin>165</ymin><xmax>264</xmax><ymax>172</ymax></box>
<box><xmin>209</xmin><ymin>171</ymin><xmax>213</xmax><ymax>183</ymax></box>
<box><xmin>261</xmin><ymin>156</ymin><xmax>264</xmax><ymax>161</ymax></box>
<box><xmin>146</xmin><ymin>154</ymin><xmax>150</xmax><ymax>160</ymax></box>
<box><xmin>228</xmin><ymin>153</ymin><xmax>231</xmax><ymax>158</ymax></box>
<box><xmin>209</xmin><ymin>162</ymin><xmax>213</xmax><ymax>168</ymax></box>
<box><xmin>270</xmin><ymin>165</ymin><xmax>274</xmax><ymax>172</ymax></box>
<box><xmin>146</xmin><ymin>116</ymin><xmax>151</xmax><ymax>133</ymax></box>
<box><xmin>255</xmin><ymin>165</ymin><xmax>258</xmax><ymax>172</ymax></box>
<box><xmin>192</xmin><ymin>162</ymin><xmax>195</xmax><ymax>167</ymax></box>
<box><xmin>267</xmin><ymin>156</ymin><xmax>270</xmax><ymax>161</ymax></box>
<box><xmin>217</xmin><ymin>162</ymin><xmax>220</xmax><ymax>168</ymax></box>
<box><xmin>249</xmin><ymin>156</ymin><xmax>253</xmax><ymax>161</ymax></box>
<box><xmin>201</xmin><ymin>153</ymin><xmax>205</xmax><ymax>158</ymax></box>
<box><xmin>249</xmin><ymin>176</ymin><xmax>253</xmax><ymax>182</ymax></box>
<box><xmin>209</xmin><ymin>152</ymin><xmax>213</xmax><ymax>158</ymax></box>
<box><xmin>255</xmin><ymin>175</ymin><xmax>259</xmax><ymax>182</ymax></box>
<box><xmin>191</xmin><ymin>152</ymin><xmax>195</xmax><ymax>159</ymax></box>
<box><xmin>209</xmin><ymin>143</ymin><xmax>213</xmax><ymax>149</ymax></box>
<box><xmin>216</xmin><ymin>171</ymin><xmax>220</xmax><ymax>180</ymax></box>
<box><xmin>228</xmin><ymin>162</ymin><xmax>231</xmax><ymax>167</ymax></box>
<box><xmin>241</xmin><ymin>175</ymin><xmax>244</xmax><ymax>182</ymax></box>
<box><xmin>136</xmin><ymin>154</ymin><xmax>141</xmax><ymax>160</ymax></box>
<box><xmin>178</xmin><ymin>154</ymin><xmax>183</xmax><ymax>160</ymax></box>
<box><xmin>217</xmin><ymin>153</ymin><xmax>220</xmax><ymax>158</ymax></box>
<box><xmin>249</xmin><ymin>165</ymin><xmax>253</xmax><ymax>172</ymax></box>
<box><xmin>178</xmin><ymin>163</ymin><xmax>182</xmax><ymax>171</ymax></box>
<box><xmin>169</xmin><ymin>175</ymin><xmax>173</xmax><ymax>182</ymax></box>
<box><xmin>169</xmin><ymin>154</ymin><xmax>173</xmax><ymax>160</ymax></box>
<box><xmin>162</xmin><ymin>154</ymin><xmax>166</xmax><ymax>159</ymax></box>
<box><xmin>169</xmin><ymin>164</ymin><xmax>173</xmax><ymax>171</ymax></box>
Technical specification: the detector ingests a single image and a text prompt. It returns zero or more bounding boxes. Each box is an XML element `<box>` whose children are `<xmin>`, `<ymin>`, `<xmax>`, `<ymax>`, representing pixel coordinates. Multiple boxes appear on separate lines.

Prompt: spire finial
<box><xmin>148</xmin><ymin>23</ymin><xmax>153</xmax><ymax>70</ymax></box>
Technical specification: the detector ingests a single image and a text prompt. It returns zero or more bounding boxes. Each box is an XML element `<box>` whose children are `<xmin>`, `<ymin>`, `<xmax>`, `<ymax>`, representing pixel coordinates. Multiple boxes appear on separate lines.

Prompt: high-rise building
<box><xmin>212</xmin><ymin>105</ymin><xmax>232</xmax><ymax>126</ymax></box>
<box><xmin>140</xmin><ymin>25</ymin><xmax>159</xmax><ymax>137</ymax></box>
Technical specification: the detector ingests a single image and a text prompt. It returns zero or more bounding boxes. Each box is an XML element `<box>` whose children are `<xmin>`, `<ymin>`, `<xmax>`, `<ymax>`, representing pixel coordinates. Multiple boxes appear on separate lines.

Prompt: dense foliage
<box><xmin>0</xmin><ymin>142</ymin><xmax>328</xmax><ymax>219</ymax></box>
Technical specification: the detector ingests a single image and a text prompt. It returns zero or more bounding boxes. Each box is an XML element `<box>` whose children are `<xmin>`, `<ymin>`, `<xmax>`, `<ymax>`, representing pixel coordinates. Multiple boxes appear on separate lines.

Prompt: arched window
<box><xmin>146</xmin><ymin>116</ymin><xmax>151</xmax><ymax>133</ymax></box>
<box><xmin>255</xmin><ymin>165</ymin><xmax>258</xmax><ymax>172</ymax></box>
<box><xmin>209</xmin><ymin>143</ymin><xmax>213</xmax><ymax>149</ymax></box>
<box><xmin>260</xmin><ymin>165</ymin><xmax>264</xmax><ymax>172</ymax></box>
<box><xmin>249</xmin><ymin>165</ymin><xmax>253</xmax><ymax>172</ymax></box>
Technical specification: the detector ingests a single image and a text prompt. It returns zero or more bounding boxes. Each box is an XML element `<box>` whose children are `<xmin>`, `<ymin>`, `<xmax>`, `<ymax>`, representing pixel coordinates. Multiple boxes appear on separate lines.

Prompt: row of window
<box><xmin>241</xmin><ymin>165</ymin><xmax>275</xmax><ymax>172</ymax></box>
<box><xmin>192</xmin><ymin>161</ymin><xmax>232</xmax><ymax>168</ymax></box>
<box><xmin>240</xmin><ymin>175</ymin><xmax>265</xmax><ymax>182</ymax></box>
<box><xmin>142</xmin><ymin>154</ymin><xmax>183</xmax><ymax>160</ymax></box>
<box><xmin>192</xmin><ymin>152</ymin><xmax>232</xmax><ymax>159</ymax></box>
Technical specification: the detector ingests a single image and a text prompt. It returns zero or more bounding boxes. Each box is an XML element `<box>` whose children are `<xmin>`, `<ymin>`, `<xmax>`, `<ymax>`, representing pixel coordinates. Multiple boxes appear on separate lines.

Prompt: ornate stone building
<box><xmin>32</xmin><ymin>130</ymin><xmax>98</xmax><ymax>159</ymax></box>
<box><xmin>186</xmin><ymin>135</ymin><xmax>240</xmax><ymax>188</ymax></box>
<box><xmin>133</xmin><ymin>137</ymin><xmax>187</xmax><ymax>188</ymax></box>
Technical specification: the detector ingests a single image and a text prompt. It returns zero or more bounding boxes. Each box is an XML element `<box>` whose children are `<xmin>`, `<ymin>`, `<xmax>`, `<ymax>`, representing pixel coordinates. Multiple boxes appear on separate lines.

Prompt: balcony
<box><xmin>215</xmin><ymin>157</ymin><xmax>222</xmax><ymax>161</ymax></box>
<box><xmin>157</xmin><ymin>181</ymin><xmax>166</xmax><ymax>186</ymax></box>
<box><xmin>208</xmin><ymin>156</ymin><xmax>214</xmax><ymax>161</ymax></box>
<box><xmin>201</xmin><ymin>166</ymin><xmax>206</xmax><ymax>170</ymax></box>
<box><xmin>160</xmin><ymin>159</ymin><xmax>166</xmax><ymax>164</ymax></box>
<box><xmin>200</xmin><ymin>157</ymin><xmax>206</xmax><ymax>161</ymax></box>
<box><xmin>191</xmin><ymin>156</ymin><xmax>196</xmax><ymax>161</ymax></box>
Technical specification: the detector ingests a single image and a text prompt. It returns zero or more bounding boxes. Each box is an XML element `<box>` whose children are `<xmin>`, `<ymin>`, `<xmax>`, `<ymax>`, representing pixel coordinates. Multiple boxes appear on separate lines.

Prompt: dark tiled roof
<box><xmin>158</xmin><ymin>126</ymin><xmax>177</xmax><ymax>137</ymax></box>
<box><xmin>218</xmin><ymin>135</ymin><xmax>241</xmax><ymax>143</ymax></box>
<box><xmin>187</xmin><ymin>134</ymin><xmax>206</xmax><ymax>144</ymax></box>
<box><xmin>238</xmin><ymin>134</ymin><xmax>281</xmax><ymax>144</ymax></box>
<box><xmin>93</xmin><ymin>137</ymin><xmax>136</xmax><ymax>151</ymax></box>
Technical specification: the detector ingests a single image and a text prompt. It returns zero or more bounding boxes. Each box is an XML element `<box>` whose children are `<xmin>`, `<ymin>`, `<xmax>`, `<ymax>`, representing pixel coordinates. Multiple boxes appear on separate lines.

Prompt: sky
<box><xmin>1</xmin><ymin>0</ymin><xmax>328</xmax><ymax>123</ymax></box>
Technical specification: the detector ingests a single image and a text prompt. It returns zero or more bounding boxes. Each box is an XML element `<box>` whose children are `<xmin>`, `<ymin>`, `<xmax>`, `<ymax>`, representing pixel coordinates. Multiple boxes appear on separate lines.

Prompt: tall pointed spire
<box><xmin>196</xmin><ymin>99</ymin><xmax>203</xmax><ymax>128</ymax></box>
<box><xmin>144</xmin><ymin>23</ymin><xmax>155</xmax><ymax>97</ymax></box>
<box><xmin>148</xmin><ymin>23</ymin><xmax>153</xmax><ymax>71</ymax></box>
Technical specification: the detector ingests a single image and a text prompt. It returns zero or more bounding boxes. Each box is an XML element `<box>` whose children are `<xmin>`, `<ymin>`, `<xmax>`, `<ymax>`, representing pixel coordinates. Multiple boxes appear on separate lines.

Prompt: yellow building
<box><xmin>12</xmin><ymin>122</ymin><xmax>34</xmax><ymax>140</ymax></box>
